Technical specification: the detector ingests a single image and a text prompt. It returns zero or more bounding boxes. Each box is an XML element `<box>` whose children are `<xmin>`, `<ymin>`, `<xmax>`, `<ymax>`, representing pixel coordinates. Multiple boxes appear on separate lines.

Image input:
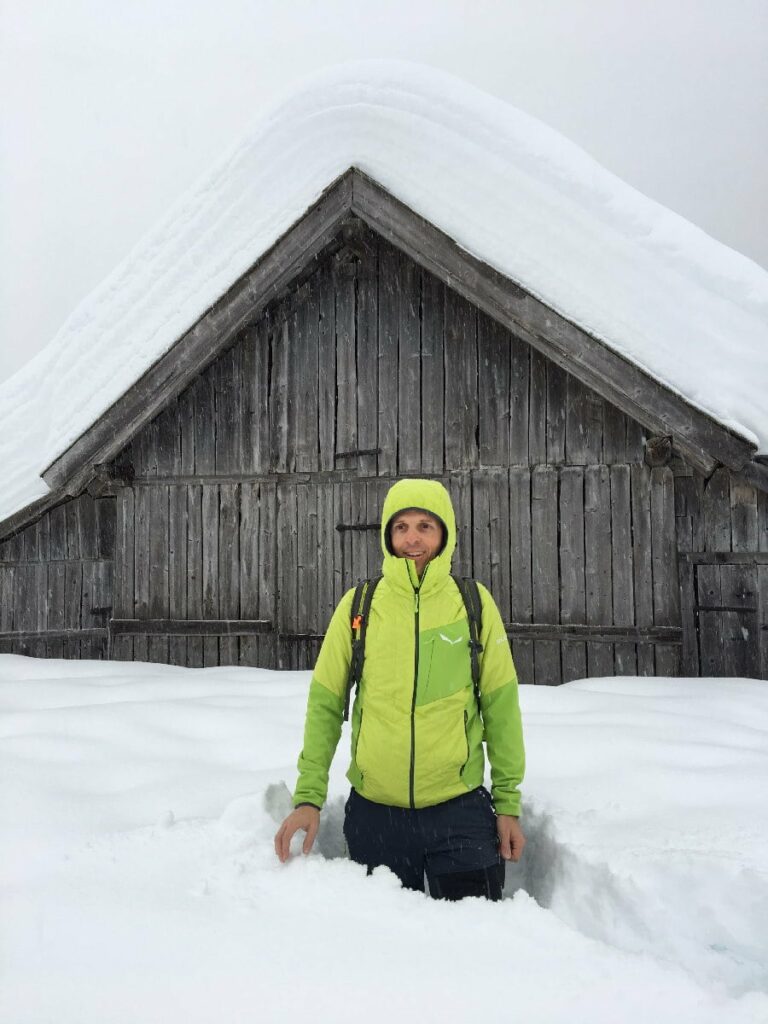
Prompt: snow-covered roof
<box><xmin>1</xmin><ymin>60</ymin><xmax>767</xmax><ymax>524</ymax></box>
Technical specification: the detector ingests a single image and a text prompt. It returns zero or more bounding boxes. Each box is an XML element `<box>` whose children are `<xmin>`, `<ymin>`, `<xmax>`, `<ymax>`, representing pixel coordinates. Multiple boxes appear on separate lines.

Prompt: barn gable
<box><xmin>3</xmin><ymin>208</ymin><xmax>766</xmax><ymax>679</ymax></box>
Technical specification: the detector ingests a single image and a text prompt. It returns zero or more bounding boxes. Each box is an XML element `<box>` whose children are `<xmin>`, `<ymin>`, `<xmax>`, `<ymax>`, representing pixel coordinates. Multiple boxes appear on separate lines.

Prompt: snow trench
<box><xmin>263</xmin><ymin>785</ymin><xmax>768</xmax><ymax>998</ymax></box>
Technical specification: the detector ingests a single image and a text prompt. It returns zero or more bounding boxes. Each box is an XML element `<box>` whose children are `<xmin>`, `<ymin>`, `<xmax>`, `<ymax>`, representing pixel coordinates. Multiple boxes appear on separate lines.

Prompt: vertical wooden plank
<box><xmin>92</xmin><ymin>560</ymin><xmax>113</xmax><ymax>660</ymax></box>
<box><xmin>528</xmin><ymin>350</ymin><xmax>547</xmax><ymax>465</ymax></box>
<box><xmin>46</xmin><ymin>563</ymin><xmax>65</xmax><ymax>660</ymax></box>
<box><xmin>239</xmin><ymin>482</ymin><xmax>259</xmax><ymax>666</ymax></box>
<box><xmin>509</xmin><ymin>468</ymin><xmax>533</xmax><ymax>684</ymax></box>
<box><xmin>377</xmin><ymin>244</ymin><xmax>398</xmax><ymax>476</ymax></box>
<box><xmin>154</xmin><ymin>403</ymin><xmax>179</xmax><ymax>478</ymax></box>
<box><xmin>112</xmin><ymin>489</ymin><xmax>134</xmax><ymax>662</ymax></box>
<box><xmin>168</xmin><ymin>485</ymin><xmax>188</xmax><ymax>666</ymax></box>
<box><xmin>445</xmin><ymin>474</ymin><xmax>472</xmax><ymax>580</ymax></box>
<box><xmin>179</xmin><ymin>382</ymin><xmax>196</xmax><ymax>477</ymax></box>
<box><xmin>64</xmin><ymin>562</ymin><xmax>82</xmax><ymax>660</ymax></box>
<box><xmin>631</xmin><ymin>466</ymin><xmax>655</xmax><ymax>675</ymax></box>
<box><xmin>478</xmin><ymin>313</ymin><xmax>510</xmax><ymax>466</ymax></box>
<box><xmin>625</xmin><ymin>417</ymin><xmax>646</xmax><ymax>463</ymax></box>
<box><xmin>80</xmin><ymin>560</ymin><xmax>96</xmax><ymax>660</ymax></box>
<box><xmin>758</xmin><ymin>566</ymin><xmax>768</xmax><ymax>680</ymax></box>
<box><xmin>559</xmin><ymin>467</ymin><xmax>587</xmax><ymax>682</ymax></box>
<box><xmin>531</xmin><ymin>466</ymin><xmax>560</xmax><ymax>684</ymax></box>
<box><xmin>584</xmin><ymin>466</ymin><xmax>614</xmax><ymax>677</ymax></box>
<box><xmin>193</xmin><ymin>372</ymin><xmax>216</xmax><ymax>476</ymax></box>
<box><xmin>651</xmin><ymin>467</ymin><xmax>680</xmax><ymax>676</ymax></box>
<box><xmin>316</xmin><ymin>482</ymin><xmax>336</xmax><ymax>633</ymax></box>
<box><xmin>421</xmin><ymin>271</ymin><xmax>445</xmax><ymax>475</ymax></box>
<box><xmin>296</xmin><ymin>484</ymin><xmax>317</xmax><ymax>668</ymax></box>
<box><xmin>202</xmin><ymin>485</ymin><xmax>220</xmax><ymax>666</ymax></box>
<box><xmin>675</xmin><ymin>473</ymin><xmax>705</xmax><ymax>554</ymax></box>
<box><xmin>545</xmin><ymin>362</ymin><xmax>567</xmax><ymax>466</ymax></box>
<box><xmin>296</xmin><ymin>285</ymin><xmax>320</xmax><ymax>473</ymax></box>
<box><xmin>77</xmin><ymin>493</ymin><xmax>98</xmax><ymax>560</ymax></box>
<box><xmin>366</xmin><ymin>479</ymin><xmax>387</xmax><ymax>582</ymax></box>
<box><xmin>148</xmin><ymin>485</ymin><xmax>169</xmax><ymax>664</ymax></box>
<box><xmin>215</xmin><ymin>345</ymin><xmax>241</xmax><ymax>475</ymax></box>
<box><xmin>49</xmin><ymin>504</ymin><xmax>67</xmax><ymax>561</ymax></box>
<box><xmin>219</xmin><ymin>483</ymin><xmax>240</xmax><ymax>665</ymax></box>
<box><xmin>95</xmin><ymin>497</ymin><xmax>116</xmax><ymax>560</ymax></box>
<box><xmin>66</xmin><ymin>499</ymin><xmax>81</xmax><ymax>561</ymax></box>
<box><xmin>697</xmin><ymin>565</ymin><xmax>724</xmax><ymax>675</ymax></box>
<box><xmin>566</xmin><ymin>376</ymin><xmax>603</xmax><ymax>464</ymax></box>
<box><xmin>133</xmin><ymin>486</ymin><xmax>150</xmax><ymax>662</ymax></box>
<box><xmin>398</xmin><ymin>251</ymin><xmax>421</xmax><ymax>474</ymax></box>
<box><xmin>15</xmin><ymin>564</ymin><xmax>36</xmax><ymax>657</ymax></box>
<box><xmin>36</xmin><ymin>516</ymin><xmax>50</xmax><ymax>563</ymax></box>
<box><xmin>23</xmin><ymin>521</ymin><xmax>39</xmax><ymax>562</ymax></box>
<box><xmin>356</xmin><ymin>238</ymin><xmax>378</xmax><ymax>477</ymax></box>
<box><xmin>489</xmin><ymin>472</ymin><xmax>511</xmax><ymax>624</ymax></box>
<box><xmin>472</xmin><ymin>476</ymin><xmax>492</xmax><ymax>590</ymax></box>
<box><xmin>678</xmin><ymin>558</ymin><xmax>700</xmax><ymax>676</ymax></box>
<box><xmin>719</xmin><ymin>564</ymin><xmax>759</xmax><ymax>677</ymax></box>
<box><xmin>602</xmin><ymin>403</ymin><xmax>627</xmax><ymax>464</ymax></box>
<box><xmin>730</xmin><ymin>479</ymin><xmax>758</xmax><ymax>552</ymax></box>
<box><xmin>703</xmin><ymin>468</ymin><xmax>731</xmax><ymax>552</ymax></box>
<box><xmin>444</xmin><ymin>290</ymin><xmax>478</xmax><ymax>470</ymax></box>
<box><xmin>239</xmin><ymin>324</ymin><xmax>256</xmax><ymax>475</ymax></box>
<box><xmin>335</xmin><ymin>257</ymin><xmax>358</xmax><ymax>459</ymax></box>
<box><xmin>351</xmin><ymin>481</ymin><xmax>369</xmax><ymax>585</ymax></box>
<box><xmin>332</xmin><ymin>481</ymin><xmax>345</xmax><ymax>607</ymax></box>
<box><xmin>508</xmin><ymin>338</ymin><xmax>530</xmax><ymax>465</ymax></box>
<box><xmin>258</xmin><ymin>481</ymin><xmax>277</xmax><ymax>668</ymax></box>
<box><xmin>611</xmin><ymin>465</ymin><xmax>637</xmax><ymax>675</ymax></box>
<box><xmin>277</xmin><ymin>481</ymin><xmax>298</xmax><ymax>669</ymax></box>
<box><xmin>186</xmin><ymin>484</ymin><xmax>203</xmax><ymax>667</ymax></box>
<box><xmin>317</xmin><ymin>262</ymin><xmax>337</xmax><ymax>472</ymax></box>
<box><xmin>0</xmin><ymin>566</ymin><xmax>15</xmax><ymax>655</ymax></box>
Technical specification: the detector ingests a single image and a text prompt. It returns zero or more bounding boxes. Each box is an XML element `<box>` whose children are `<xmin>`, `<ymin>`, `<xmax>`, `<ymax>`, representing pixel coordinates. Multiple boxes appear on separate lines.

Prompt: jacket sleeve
<box><xmin>292</xmin><ymin>588</ymin><xmax>355</xmax><ymax>809</ymax></box>
<box><xmin>476</xmin><ymin>583</ymin><xmax>525</xmax><ymax>817</ymax></box>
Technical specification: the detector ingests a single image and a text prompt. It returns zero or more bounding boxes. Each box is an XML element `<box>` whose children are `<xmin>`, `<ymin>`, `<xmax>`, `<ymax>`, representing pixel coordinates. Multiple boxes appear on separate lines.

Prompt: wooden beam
<box><xmin>350</xmin><ymin>169</ymin><xmax>756</xmax><ymax>475</ymax></box>
<box><xmin>42</xmin><ymin>170</ymin><xmax>356</xmax><ymax>498</ymax></box>
<box><xmin>504</xmin><ymin>622</ymin><xmax>683</xmax><ymax>644</ymax></box>
<box><xmin>109</xmin><ymin>618</ymin><xmax>273</xmax><ymax>636</ymax></box>
<box><xmin>679</xmin><ymin>552</ymin><xmax>768</xmax><ymax>565</ymax></box>
<box><xmin>0</xmin><ymin>628</ymin><xmax>108</xmax><ymax>642</ymax></box>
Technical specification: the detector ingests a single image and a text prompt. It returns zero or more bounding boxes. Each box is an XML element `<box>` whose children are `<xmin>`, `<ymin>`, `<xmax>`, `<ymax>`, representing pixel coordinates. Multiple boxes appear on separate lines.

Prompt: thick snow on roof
<box><xmin>1</xmin><ymin>60</ymin><xmax>767</xmax><ymax>524</ymax></box>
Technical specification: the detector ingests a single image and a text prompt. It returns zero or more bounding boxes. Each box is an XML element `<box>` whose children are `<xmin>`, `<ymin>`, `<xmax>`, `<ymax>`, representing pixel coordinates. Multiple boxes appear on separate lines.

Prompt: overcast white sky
<box><xmin>1</xmin><ymin>0</ymin><xmax>766</xmax><ymax>385</ymax></box>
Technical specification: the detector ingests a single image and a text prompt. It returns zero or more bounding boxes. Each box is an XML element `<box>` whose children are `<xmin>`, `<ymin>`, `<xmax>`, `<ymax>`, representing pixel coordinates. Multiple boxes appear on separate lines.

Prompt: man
<box><xmin>274</xmin><ymin>478</ymin><xmax>525</xmax><ymax>900</ymax></box>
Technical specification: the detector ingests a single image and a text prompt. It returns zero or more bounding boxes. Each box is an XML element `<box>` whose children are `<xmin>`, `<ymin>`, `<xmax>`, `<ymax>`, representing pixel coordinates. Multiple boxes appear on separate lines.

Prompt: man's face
<box><xmin>389</xmin><ymin>509</ymin><xmax>443</xmax><ymax>577</ymax></box>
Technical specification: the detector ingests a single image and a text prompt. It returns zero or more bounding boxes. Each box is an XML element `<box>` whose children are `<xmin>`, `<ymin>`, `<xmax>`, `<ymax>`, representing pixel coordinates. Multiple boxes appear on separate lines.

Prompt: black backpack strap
<box><xmin>344</xmin><ymin>576</ymin><xmax>382</xmax><ymax>722</ymax></box>
<box><xmin>452</xmin><ymin>575</ymin><xmax>484</xmax><ymax>709</ymax></box>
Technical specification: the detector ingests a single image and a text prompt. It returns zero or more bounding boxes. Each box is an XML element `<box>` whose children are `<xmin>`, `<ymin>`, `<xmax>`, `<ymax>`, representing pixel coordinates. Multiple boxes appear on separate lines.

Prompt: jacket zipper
<box><xmin>408</xmin><ymin>562</ymin><xmax>428</xmax><ymax>809</ymax></box>
<box><xmin>460</xmin><ymin>709</ymin><xmax>470</xmax><ymax>776</ymax></box>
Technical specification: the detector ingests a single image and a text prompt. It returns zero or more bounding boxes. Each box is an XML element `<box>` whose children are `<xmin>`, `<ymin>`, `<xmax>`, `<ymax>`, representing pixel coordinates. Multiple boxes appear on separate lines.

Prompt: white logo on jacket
<box><xmin>439</xmin><ymin>633</ymin><xmax>463</xmax><ymax>645</ymax></box>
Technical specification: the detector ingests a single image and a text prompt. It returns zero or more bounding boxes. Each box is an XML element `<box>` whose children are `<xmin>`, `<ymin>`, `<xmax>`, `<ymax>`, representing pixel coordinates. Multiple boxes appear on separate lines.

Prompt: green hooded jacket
<box><xmin>293</xmin><ymin>478</ymin><xmax>525</xmax><ymax>816</ymax></box>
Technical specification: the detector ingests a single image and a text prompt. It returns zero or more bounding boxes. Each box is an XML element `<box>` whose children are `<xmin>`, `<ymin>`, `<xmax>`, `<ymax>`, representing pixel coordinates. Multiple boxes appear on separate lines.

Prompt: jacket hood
<box><xmin>380</xmin><ymin>479</ymin><xmax>456</xmax><ymax>591</ymax></box>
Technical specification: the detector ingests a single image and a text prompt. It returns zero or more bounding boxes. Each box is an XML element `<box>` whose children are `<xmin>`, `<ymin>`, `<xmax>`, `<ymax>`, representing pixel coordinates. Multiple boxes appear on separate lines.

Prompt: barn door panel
<box><xmin>683</xmin><ymin>554</ymin><xmax>766</xmax><ymax>678</ymax></box>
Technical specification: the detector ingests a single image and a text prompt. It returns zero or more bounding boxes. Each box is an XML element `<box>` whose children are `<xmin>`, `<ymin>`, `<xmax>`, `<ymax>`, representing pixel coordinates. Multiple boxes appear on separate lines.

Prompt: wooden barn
<box><xmin>1</xmin><ymin>73</ymin><xmax>767</xmax><ymax>683</ymax></box>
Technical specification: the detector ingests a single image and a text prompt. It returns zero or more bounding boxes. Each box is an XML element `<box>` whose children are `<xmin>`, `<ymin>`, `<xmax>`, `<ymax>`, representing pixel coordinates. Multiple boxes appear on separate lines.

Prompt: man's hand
<box><xmin>497</xmin><ymin>814</ymin><xmax>526</xmax><ymax>862</ymax></box>
<box><xmin>274</xmin><ymin>805</ymin><xmax>320</xmax><ymax>863</ymax></box>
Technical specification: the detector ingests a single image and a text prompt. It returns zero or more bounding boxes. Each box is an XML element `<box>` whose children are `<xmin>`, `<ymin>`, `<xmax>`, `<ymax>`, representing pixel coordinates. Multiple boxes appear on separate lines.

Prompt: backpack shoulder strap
<box><xmin>343</xmin><ymin>576</ymin><xmax>382</xmax><ymax>722</ymax></box>
<box><xmin>451</xmin><ymin>575</ymin><xmax>484</xmax><ymax>708</ymax></box>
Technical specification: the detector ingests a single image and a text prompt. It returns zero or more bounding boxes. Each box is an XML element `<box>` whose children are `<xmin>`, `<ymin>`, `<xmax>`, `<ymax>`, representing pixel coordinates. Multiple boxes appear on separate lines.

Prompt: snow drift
<box><xmin>1</xmin><ymin>656</ymin><xmax>767</xmax><ymax>1023</ymax></box>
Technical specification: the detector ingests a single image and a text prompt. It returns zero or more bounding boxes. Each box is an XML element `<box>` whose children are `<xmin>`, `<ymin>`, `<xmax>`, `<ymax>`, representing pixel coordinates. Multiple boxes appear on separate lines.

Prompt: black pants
<box><xmin>343</xmin><ymin>787</ymin><xmax>505</xmax><ymax>901</ymax></box>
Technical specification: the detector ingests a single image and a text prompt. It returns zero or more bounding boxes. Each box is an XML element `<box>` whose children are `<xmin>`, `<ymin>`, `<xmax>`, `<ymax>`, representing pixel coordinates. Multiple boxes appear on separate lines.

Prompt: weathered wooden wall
<box><xmin>1</xmin><ymin>226</ymin><xmax>765</xmax><ymax>679</ymax></box>
<box><xmin>674</xmin><ymin>463</ymin><xmax>768</xmax><ymax>677</ymax></box>
<box><xmin>0</xmin><ymin>494</ymin><xmax>114</xmax><ymax>657</ymax></box>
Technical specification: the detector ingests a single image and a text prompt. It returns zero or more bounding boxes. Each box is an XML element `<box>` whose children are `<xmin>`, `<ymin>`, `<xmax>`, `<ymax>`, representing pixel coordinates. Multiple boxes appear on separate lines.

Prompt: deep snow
<box><xmin>1</xmin><ymin>61</ymin><xmax>767</xmax><ymax>527</ymax></box>
<box><xmin>1</xmin><ymin>655</ymin><xmax>767</xmax><ymax>1023</ymax></box>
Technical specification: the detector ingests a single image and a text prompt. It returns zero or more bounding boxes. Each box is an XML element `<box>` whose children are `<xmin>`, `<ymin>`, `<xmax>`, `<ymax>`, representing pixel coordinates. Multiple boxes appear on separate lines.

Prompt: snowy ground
<box><xmin>1</xmin><ymin>655</ymin><xmax>767</xmax><ymax>1024</ymax></box>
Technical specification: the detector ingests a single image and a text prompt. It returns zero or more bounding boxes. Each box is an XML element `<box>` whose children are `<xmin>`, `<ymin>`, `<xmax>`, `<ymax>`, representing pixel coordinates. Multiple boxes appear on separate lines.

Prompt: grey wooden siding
<box><xmin>1</xmin><ymin>226</ymin><xmax>765</xmax><ymax>679</ymax></box>
<box><xmin>0</xmin><ymin>494</ymin><xmax>114</xmax><ymax>657</ymax></box>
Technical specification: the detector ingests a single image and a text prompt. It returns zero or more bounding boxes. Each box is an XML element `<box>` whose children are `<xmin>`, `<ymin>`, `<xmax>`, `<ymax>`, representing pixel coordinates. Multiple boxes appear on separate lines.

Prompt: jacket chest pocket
<box><xmin>418</xmin><ymin>622</ymin><xmax>472</xmax><ymax>706</ymax></box>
